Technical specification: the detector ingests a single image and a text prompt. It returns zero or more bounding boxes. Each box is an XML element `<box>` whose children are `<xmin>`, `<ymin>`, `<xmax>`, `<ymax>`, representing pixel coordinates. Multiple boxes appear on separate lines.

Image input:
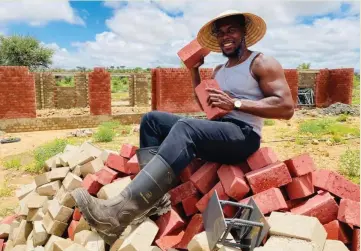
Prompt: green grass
<box><xmin>298</xmin><ymin>118</ymin><xmax>359</xmax><ymax>139</ymax></box>
<box><xmin>56</xmin><ymin>76</ymin><xmax>75</xmax><ymax>87</ymax></box>
<box><xmin>264</xmin><ymin>119</ymin><xmax>276</xmax><ymax>126</ymax></box>
<box><xmin>0</xmin><ymin>180</ymin><xmax>13</xmax><ymax>197</ymax></box>
<box><xmin>352</xmin><ymin>74</ymin><xmax>360</xmax><ymax>105</ymax></box>
<box><xmin>339</xmin><ymin>149</ymin><xmax>360</xmax><ymax>184</ymax></box>
<box><xmin>0</xmin><ymin>206</ymin><xmax>16</xmax><ymax>217</ymax></box>
<box><xmin>93</xmin><ymin>121</ymin><xmax>121</xmax><ymax>142</ymax></box>
<box><xmin>336</xmin><ymin>114</ymin><xmax>349</xmax><ymax>122</ymax></box>
<box><xmin>3</xmin><ymin>158</ymin><xmax>21</xmax><ymax>170</ymax></box>
<box><xmin>111</xmin><ymin>92</ymin><xmax>128</xmax><ymax>101</ymax></box>
<box><xmin>30</xmin><ymin>138</ymin><xmax>69</xmax><ymax>173</ymax></box>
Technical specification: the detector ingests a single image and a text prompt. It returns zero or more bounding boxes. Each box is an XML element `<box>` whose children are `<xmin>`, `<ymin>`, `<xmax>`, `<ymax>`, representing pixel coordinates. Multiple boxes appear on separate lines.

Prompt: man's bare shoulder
<box><xmin>252</xmin><ymin>53</ymin><xmax>284</xmax><ymax>75</ymax></box>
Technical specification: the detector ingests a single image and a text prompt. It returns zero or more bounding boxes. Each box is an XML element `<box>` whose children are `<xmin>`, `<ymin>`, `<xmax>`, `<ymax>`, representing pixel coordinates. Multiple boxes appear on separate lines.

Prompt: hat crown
<box><xmin>216</xmin><ymin>10</ymin><xmax>243</xmax><ymax>18</ymax></box>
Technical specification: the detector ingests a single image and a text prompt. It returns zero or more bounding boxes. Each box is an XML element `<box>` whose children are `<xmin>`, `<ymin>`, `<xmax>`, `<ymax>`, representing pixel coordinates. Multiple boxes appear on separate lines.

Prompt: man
<box><xmin>71</xmin><ymin>10</ymin><xmax>294</xmax><ymax>245</ymax></box>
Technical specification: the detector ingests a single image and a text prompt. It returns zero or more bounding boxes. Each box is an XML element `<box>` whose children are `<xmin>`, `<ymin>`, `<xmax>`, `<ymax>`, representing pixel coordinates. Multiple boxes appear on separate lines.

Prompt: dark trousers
<box><xmin>139</xmin><ymin>111</ymin><xmax>261</xmax><ymax>175</ymax></box>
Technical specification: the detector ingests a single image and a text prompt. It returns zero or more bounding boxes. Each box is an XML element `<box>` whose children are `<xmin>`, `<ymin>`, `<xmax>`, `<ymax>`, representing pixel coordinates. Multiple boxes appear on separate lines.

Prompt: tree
<box><xmin>0</xmin><ymin>35</ymin><xmax>54</xmax><ymax>71</ymax></box>
<box><xmin>297</xmin><ymin>62</ymin><xmax>311</xmax><ymax>70</ymax></box>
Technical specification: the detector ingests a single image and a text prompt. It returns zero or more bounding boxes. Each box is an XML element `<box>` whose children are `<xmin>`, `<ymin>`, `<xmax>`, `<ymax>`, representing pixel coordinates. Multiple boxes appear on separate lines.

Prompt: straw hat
<box><xmin>197</xmin><ymin>10</ymin><xmax>267</xmax><ymax>53</ymax></box>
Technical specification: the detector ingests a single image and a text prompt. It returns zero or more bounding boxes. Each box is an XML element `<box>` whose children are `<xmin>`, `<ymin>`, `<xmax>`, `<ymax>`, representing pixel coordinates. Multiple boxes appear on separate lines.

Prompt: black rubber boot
<box><xmin>71</xmin><ymin>155</ymin><xmax>177</xmax><ymax>245</ymax></box>
<box><xmin>136</xmin><ymin>146</ymin><xmax>158</xmax><ymax>170</ymax></box>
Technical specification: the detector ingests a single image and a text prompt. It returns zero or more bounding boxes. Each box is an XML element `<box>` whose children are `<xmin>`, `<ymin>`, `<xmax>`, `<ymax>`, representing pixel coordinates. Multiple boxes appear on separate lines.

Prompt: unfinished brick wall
<box><xmin>74</xmin><ymin>73</ymin><xmax>88</xmax><ymax>107</ymax></box>
<box><xmin>284</xmin><ymin>69</ymin><xmax>299</xmax><ymax>106</ymax></box>
<box><xmin>151</xmin><ymin>68</ymin><xmax>354</xmax><ymax>112</ymax></box>
<box><xmin>55</xmin><ymin>87</ymin><xmax>76</xmax><ymax>109</ymax></box>
<box><xmin>134</xmin><ymin>74</ymin><xmax>149</xmax><ymax>106</ymax></box>
<box><xmin>88</xmin><ymin>68</ymin><xmax>111</xmax><ymax>115</ymax></box>
<box><xmin>315</xmin><ymin>69</ymin><xmax>354</xmax><ymax>107</ymax></box>
<box><xmin>42</xmin><ymin>73</ymin><xmax>56</xmax><ymax>109</ymax></box>
<box><xmin>328</xmin><ymin>68</ymin><xmax>354</xmax><ymax>105</ymax></box>
<box><xmin>129</xmin><ymin>75</ymin><xmax>135</xmax><ymax>107</ymax></box>
<box><xmin>152</xmin><ymin>68</ymin><xmax>212</xmax><ymax>113</ymax></box>
<box><xmin>0</xmin><ymin>66</ymin><xmax>36</xmax><ymax>119</ymax></box>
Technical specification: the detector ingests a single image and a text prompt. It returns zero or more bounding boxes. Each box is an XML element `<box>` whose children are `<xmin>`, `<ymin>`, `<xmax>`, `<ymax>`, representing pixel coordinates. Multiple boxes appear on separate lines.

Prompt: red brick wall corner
<box><xmin>88</xmin><ymin>67</ymin><xmax>111</xmax><ymax>115</ymax></box>
<box><xmin>284</xmin><ymin>69</ymin><xmax>299</xmax><ymax>106</ymax></box>
<box><xmin>0</xmin><ymin>66</ymin><xmax>36</xmax><ymax>119</ymax></box>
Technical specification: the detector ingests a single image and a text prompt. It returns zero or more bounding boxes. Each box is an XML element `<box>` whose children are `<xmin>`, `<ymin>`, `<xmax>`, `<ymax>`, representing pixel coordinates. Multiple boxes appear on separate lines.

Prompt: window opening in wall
<box><xmin>55</xmin><ymin>75</ymin><xmax>75</xmax><ymax>87</ymax></box>
<box><xmin>298</xmin><ymin>88</ymin><xmax>315</xmax><ymax>106</ymax></box>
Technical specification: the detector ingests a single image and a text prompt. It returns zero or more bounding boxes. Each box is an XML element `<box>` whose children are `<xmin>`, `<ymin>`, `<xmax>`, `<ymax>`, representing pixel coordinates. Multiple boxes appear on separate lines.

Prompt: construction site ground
<box><xmin>0</xmin><ymin>106</ymin><xmax>359</xmax><ymax>219</ymax></box>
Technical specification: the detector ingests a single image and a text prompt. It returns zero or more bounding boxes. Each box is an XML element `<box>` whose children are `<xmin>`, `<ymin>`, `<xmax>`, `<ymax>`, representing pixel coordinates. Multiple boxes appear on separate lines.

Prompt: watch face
<box><xmin>235</xmin><ymin>100</ymin><xmax>241</xmax><ymax>108</ymax></box>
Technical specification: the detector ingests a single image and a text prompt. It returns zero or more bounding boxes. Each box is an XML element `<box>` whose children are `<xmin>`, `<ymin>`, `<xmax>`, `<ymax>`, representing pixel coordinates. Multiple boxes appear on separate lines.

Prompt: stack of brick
<box><xmin>0</xmin><ymin>142</ymin><xmax>359</xmax><ymax>251</ymax></box>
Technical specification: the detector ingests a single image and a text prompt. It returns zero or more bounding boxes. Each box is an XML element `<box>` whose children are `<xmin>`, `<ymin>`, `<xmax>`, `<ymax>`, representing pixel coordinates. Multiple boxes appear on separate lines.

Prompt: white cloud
<box><xmin>47</xmin><ymin>0</ymin><xmax>359</xmax><ymax>71</ymax></box>
<box><xmin>0</xmin><ymin>0</ymin><xmax>84</xmax><ymax>26</ymax></box>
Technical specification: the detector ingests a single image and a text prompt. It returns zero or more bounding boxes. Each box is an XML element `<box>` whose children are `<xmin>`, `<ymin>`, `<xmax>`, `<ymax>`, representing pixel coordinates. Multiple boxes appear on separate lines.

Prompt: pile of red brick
<box><xmin>0</xmin><ymin>142</ymin><xmax>359</xmax><ymax>251</ymax></box>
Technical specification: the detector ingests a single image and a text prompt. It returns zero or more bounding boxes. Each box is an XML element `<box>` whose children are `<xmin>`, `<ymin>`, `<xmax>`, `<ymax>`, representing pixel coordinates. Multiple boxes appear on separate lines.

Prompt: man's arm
<box><xmin>237</xmin><ymin>54</ymin><xmax>294</xmax><ymax>120</ymax></box>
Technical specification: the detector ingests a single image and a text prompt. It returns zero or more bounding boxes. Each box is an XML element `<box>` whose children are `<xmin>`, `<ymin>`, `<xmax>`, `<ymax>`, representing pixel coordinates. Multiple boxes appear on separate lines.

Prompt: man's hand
<box><xmin>206</xmin><ymin>88</ymin><xmax>234</xmax><ymax>111</ymax></box>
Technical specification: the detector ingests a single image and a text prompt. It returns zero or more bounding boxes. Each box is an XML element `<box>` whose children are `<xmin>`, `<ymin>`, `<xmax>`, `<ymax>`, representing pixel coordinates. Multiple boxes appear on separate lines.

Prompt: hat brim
<box><xmin>197</xmin><ymin>12</ymin><xmax>267</xmax><ymax>53</ymax></box>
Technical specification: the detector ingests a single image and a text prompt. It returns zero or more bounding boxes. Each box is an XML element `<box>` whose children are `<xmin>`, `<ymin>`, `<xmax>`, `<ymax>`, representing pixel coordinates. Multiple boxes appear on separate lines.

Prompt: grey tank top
<box><xmin>214</xmin><ymin>51</ymin><xmax>264</xmax><ymax>137</ymax></box>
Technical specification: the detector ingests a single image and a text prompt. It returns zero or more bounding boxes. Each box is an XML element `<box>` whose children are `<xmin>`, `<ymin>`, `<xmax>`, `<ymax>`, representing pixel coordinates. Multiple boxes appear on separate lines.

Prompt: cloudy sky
<box><xmin>0</xmin><ymin>0</ymin><xmax>359</xmax><ymax>71</ymax></box>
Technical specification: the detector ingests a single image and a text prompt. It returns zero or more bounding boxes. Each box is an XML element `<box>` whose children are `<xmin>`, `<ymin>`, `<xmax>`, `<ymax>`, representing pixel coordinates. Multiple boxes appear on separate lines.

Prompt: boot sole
<box><xmin>131</xmin><ymin>193</ymin><xmax>172</xmax><ymax>225</ymax></box>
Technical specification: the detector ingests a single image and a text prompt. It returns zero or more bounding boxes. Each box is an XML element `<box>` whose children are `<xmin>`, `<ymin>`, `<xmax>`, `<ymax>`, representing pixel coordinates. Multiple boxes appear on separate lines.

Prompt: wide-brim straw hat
<box><xmin>197</xmin><ymin>10</ymin><xmax>267</xmax><ymax>53</ymax></box>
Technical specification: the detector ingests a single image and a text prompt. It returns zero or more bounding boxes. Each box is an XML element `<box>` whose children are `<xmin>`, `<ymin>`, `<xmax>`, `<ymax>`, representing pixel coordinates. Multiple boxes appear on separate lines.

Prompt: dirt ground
<box><xmin>0</xmin><ymin>109</ymin><xmax>359</xmax><ymax>218</ymax></box>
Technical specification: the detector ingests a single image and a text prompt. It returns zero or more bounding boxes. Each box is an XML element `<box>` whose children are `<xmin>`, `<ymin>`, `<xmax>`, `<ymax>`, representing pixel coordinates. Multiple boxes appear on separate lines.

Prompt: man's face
<box><xmin>214</xmin><ymin>16</ymin><xmax>244</xmax><ymax>58</ymax></box>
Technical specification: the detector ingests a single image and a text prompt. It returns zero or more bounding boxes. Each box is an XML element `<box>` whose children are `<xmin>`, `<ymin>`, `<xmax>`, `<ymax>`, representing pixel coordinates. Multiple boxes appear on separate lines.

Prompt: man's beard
<box><xmin>222</xmin><ymin>45</ymin><xmax>242</xmax><ymax>58</ymax></box>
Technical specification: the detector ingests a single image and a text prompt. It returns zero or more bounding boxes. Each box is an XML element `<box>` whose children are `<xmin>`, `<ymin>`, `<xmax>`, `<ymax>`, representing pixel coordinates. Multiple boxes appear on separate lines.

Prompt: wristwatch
<box><xmin>234</xmin><ymin>99</ymin><xmax>242</xmax><ymax>110</ymax></box>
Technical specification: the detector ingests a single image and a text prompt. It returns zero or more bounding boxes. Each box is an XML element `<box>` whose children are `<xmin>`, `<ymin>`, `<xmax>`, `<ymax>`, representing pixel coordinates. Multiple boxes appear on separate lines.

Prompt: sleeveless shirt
<box><xmin>214</xmin><ymin>51</ymin><xmax>264</xmax><ymax>137</ymax></box>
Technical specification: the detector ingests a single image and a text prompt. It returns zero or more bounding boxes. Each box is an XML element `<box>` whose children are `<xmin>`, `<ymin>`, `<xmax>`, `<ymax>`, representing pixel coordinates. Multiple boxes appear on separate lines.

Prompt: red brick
<box><xmin>156</xmin><ymin>229</ymin><xmax>184</xmax><ymax>251</ymax></box>
<box><xmin>238</xmin><ymin>162</ymin><xmax>252</xmax><ymax>174</ymax></box>
<box><xmin>194</xmin><ymin>79</ymin><xmax>230</xmax><ymax>120</ymax></box>
<box><xmin>73</xmin><ymin>208</ymin><xmax>81</xmax><ymax>221</ymax></box>
<box><xmin>125</xmin><ymin>154</ymin><xmax>140</xmax><ymax>174</ymax></box>
<box><xmin>246</xmin><ymin>147</ymin><xmax>278</xmax><ymax>171</ymax></box>
<box><xmin>284</xmin><ymin>153</ymin><xmax>316</xmax><ymax>177</ymax></box>
<box><xmin>352</xmin><ymin>228</ymin><xmax>360</xmax><ymax>251</ymax></box>
<box><xmin>190</xmin><ymin>162</ymin><xmax>220</xmax><ymax>194</ymax></box>
<box><xmin>95</xmin><ymin>167</ymin><xmax>118</xmax><ymax>185</ymax></box>
<box><xmin>323</xmin><ymin>220</ymin><xmax>352</xmax><ymax>244</ymax></box>
<box><xmin>286</xmin><ymin>173</ymin><xmax>314</xmax><ymax>200</ymax></box>
<box><xmin>0</xmin><ymin>214</ymin><xmax>18</xmax><ymax>224</ymax></box>
<box><xmin>217</xmin><ymin>164</ymin><xmax>250</xmax><ymax>200</ymax></box>
<box><xmin>182</xmin><ymin>194</ymin><xmax>200</xmax><ymax>216</ymax></box>
<box><xmin>176</xmin><ymin>214</ymin><xmax>204</xmax><ymax>249</ymax></box>
<box><xmin>245</xmin><ymin>161</ymin><xmax>292</xmax><ymax>194</ymax></box>
<box><xmin>82</xmin><ymin>174</ymin><xmax>102</xmax><ymax>195</ymax></box>
<box><xmin>155</xmin><ymin>208</ymin><xmax>185</xmax><ymax>239</ymax></box>
<box><xmin>68</xmin><ymin>220</ymin><xmax>79</xmax><ymax>240</ymax></box>
<box><xmin>196</xmin><ymin>182</ymin><xmax>228</xmax><ymax>213</ymax></box>
<box><xmin>291</xmin><ymin>191</ymin><xmax>339</xmax><ymax>224</ymax></box>
<box><xmin>286</xmin><ymin>198</ymin><xmax>308</xmax><ymax>210</ymax></box>
<box><xmin>180</xmin><ymin>158</ymin><xmax>204</xmax><ymax>183</ymax></box>
<box><xmin>169</xmin><ymin>181</ymin><xmax>198</xmax><ymax>205</ymax></box>
<box><xmin>177</xmin><ymin>39</ymin><xmax>211</xmax><ymax>69</ymax></box>
<box><xmin>312</xmin><ymin>170</ymin><xmax>360</xmax><ymax>202</ymax></box>
<box><xmin>106</xmin><ymin>153</ymin><xmax>129</xmax><ymax>173</ymax></box>
<box><xmin>239</xmin><ymin>188</ymin><xmax>288</xmax><ymax>215</ymax></box>
<box><xmin>338</xmin><ymin>199</ymin><xmax>360</xmax><ymax>227</ymax></box>
<box><xmin>120</xmin><ymin>144</ymin><xmax>138</xmax><ymax>159</ymax></box>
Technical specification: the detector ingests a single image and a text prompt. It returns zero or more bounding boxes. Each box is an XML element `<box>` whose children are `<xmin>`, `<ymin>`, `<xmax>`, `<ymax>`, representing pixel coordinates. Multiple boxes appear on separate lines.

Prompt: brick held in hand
<box><xmin>177</xmin><ymin>38</ymin><xmax>211</xmax><ymax>69</ymax></box>
<box><xmin>194</xmin><ymin>79</ymin><xmax>230</xmax><ymax>120</ymax></box>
